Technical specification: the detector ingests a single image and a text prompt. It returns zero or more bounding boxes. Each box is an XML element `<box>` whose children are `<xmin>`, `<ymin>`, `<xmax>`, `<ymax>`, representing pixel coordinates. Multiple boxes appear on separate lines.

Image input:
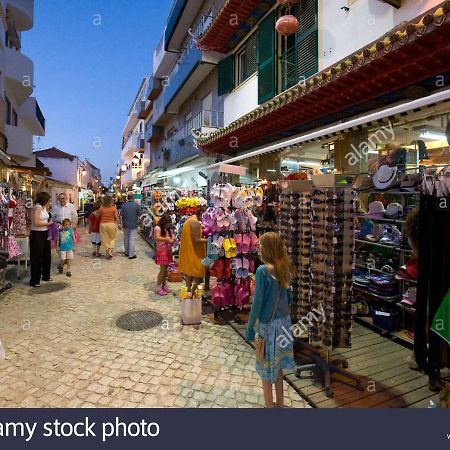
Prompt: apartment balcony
<box><xmin>145</xmin><ymin>122</ymin><xmax>163</xmax><ymax>143</ymax></box>
<box><xmin>164</xmin><ymin>0</ymin><xmax>204</xmax><ymax>52</ymax></box>
<box><xmin>6</xmin><ymin>0</ymin><xmax>33</xmax><ymax>31</ymax></box>
<box><xmin>146</xmin><ymin>76</ymin><xmax>162</xmax><ymax>101</ymax></box>
<box><xmin>165</xmin><ymin>129</ymin><xmax>199</xmax><ymax>167</ymax></box>
<box><xmin>5</xmin><ymin>123</ymin><xmax>34</xmax><ymax>163</ymax></box>
<box><xmin>19</xmin><ymin>97</ymin><xmax>45</xmax><ymax>136</ymax></box>
<box><xmin>121</xmin><ymin>133</ymin><xmax>144</xmax><ymax>160</ymax></box>
<box><xmin>184</xmin><ymin>110</ymin><xmax>224</xmax><ymax>135</ymax></box>
<box><xmin>153</xmin><ymin>35</ymin><xmax>179</xmax><ymax>79</ymax></box>
<box><xmin>4</xmin><ymin>46</ymin><xmax>34</xmax><ymax>104</ymax></box>
<box><xmin>138</xmin><ymin>99</ymin><xmax>152</xmax><ymax>119</ymax></box>
<box><xmin>121</xmin><ymin>166</ymin><xmax>144</xmax><ymax>187</ymax></box>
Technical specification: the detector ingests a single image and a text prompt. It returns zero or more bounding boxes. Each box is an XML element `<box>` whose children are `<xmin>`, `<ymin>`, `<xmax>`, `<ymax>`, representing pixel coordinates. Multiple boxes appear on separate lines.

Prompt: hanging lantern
<box><xmin>276</xmin><ymin>14</ymin><xmax>299</xmax><ymax>36</ymax></box>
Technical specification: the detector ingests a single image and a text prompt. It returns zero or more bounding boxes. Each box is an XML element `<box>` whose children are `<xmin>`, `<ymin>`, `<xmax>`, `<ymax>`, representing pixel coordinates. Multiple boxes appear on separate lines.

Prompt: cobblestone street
<box><xmin>0</xmin><ymin>228</ymin><xmax>308</xmax><ymax>408</ymax></box>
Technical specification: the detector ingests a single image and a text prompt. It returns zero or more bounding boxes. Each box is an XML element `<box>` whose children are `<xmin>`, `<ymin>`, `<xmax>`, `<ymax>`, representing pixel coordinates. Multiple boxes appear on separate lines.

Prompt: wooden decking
<box><xmin>230</xmin><ymin>320</ymin><xmax>440</xmax><ymax>408</ymax></box>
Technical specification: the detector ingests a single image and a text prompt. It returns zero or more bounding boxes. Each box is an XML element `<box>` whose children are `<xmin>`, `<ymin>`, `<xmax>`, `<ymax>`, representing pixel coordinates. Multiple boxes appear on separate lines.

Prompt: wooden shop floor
<box><xmin>230</xmin><ymin>321</ymin><xmax>440</xmax><ymax>408</ymax></box>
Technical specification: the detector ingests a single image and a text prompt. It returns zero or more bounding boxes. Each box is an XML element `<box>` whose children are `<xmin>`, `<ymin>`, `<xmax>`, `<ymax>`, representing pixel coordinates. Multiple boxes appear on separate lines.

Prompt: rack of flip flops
<box><xmin>202</xmin><ymin>183</ymin><xmax>260</xmax><ymax>316</ymax></box>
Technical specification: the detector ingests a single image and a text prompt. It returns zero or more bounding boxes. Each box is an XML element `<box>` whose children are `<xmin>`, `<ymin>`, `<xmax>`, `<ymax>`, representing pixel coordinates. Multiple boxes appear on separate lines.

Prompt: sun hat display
<box><xmin>365</xmin><ymin>201</ymin><xmax>386</xmax><ymax>219</ymax></box>
<box><xmin>353</xmin><ymin>174</ymin><xmax>374</xmax><ymax>191</ymax></box>
<box><xmin>373</xmin><ymin>165</ymin><xmax>399</xmax><ymax>190</ymax></box>
<box><xmin>385</xmin><ymin>202</ymin><xmax>403</xmax><ymax>219</ymax></box>
<box><xmin>400</xmin><ymin>173</ymin><xmax>422</xmax><ymax>192</ymax></box>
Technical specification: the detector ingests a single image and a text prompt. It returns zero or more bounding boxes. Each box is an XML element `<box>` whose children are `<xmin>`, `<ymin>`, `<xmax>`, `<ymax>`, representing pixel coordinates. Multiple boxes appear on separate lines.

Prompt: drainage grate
<box><xmin>116</xmin><ymin>310</ymin><xmax>163</xmax><ymax>331</ymax></box>
<box><xmin>29</xmin><ymin>282</ymin><xmax>69</xmax><ymax>295</ymax></box>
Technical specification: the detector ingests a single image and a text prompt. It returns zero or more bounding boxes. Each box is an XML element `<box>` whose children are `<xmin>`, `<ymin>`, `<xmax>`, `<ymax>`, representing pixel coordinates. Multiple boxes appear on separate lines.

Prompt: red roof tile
<box><xmin>34</xmin><ymin>147</ymin><xmax>76</xmax><ymax>161</ymax></box>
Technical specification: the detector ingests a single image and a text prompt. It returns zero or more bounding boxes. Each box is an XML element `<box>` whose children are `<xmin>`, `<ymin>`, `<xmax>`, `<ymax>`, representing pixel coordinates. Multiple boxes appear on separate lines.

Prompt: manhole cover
<box><xmin>116</xmin><ymin>310</ymin><xmax>163</xmax><ymax>331</ymax></box>
<box><xmin>29</xmin><ymin>282</ymin><xmax>69</xmax><ymax>295</ymax></box>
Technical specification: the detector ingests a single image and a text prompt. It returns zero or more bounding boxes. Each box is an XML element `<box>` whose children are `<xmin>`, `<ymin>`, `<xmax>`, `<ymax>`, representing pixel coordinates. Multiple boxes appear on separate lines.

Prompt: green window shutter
<box><xmin>257</xmin><ymin>11</ymin><xmax>276</xmax><ymax>104</ymax></box>
<box><xmin>295</xmin><ymin>0</ymin><xmax>318</xmax><ymax>81</ymax></box>
<box><xmin>218</xmin><ymin>56</ymin><xmax>234</xmax><ymax>96</ymax></box>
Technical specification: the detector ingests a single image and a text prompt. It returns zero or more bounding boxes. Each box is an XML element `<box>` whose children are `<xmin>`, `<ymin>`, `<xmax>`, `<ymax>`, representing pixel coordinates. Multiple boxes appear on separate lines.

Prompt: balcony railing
<box><xmin>122</xmin><ymin>132</ymin><xmax>144</xmax><ymax>150</ymax></box>
<box><xmin>184</xmin><ymin>110</ymin><xmax>224</xmax><ymax>136</ymax></box>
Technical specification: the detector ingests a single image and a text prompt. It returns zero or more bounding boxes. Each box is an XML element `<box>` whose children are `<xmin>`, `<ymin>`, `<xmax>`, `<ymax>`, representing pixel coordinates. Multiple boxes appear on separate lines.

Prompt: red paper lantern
<box><xmin>275</xmin><ymin>15</ymin><xmax>299</xmax><ymax>36</ymax></box>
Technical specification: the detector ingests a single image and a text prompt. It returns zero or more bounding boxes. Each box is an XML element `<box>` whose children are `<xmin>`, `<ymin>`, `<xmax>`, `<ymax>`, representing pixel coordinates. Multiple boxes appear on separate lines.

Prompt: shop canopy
<box><xmin>196</xmin><ymin>2</ymin><xmax>450</xmax><ymax>155</ymax></box>
<box><xmin>206</xmin><ymin>88</ymin><xmax>450</xmax><ymax>169</ymax></box>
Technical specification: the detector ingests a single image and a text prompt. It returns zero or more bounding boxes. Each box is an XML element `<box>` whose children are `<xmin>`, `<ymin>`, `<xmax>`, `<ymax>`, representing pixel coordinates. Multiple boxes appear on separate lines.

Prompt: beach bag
<box><xmin>254</xmin><ymin>287</ymin><xmax>281</xmax><ymax>363</ymax></box>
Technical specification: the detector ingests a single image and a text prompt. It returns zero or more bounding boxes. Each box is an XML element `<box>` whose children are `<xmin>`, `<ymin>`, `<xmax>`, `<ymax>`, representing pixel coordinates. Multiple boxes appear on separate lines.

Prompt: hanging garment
<box><xmin>12</xmin><ymin>196</ymin><xmax>27</xmax><ymax>236</ymax></box>
<box><xmin>7</xmin><ymin>235</ymin><xmax>21</xmax><ymax>259</ymax></box>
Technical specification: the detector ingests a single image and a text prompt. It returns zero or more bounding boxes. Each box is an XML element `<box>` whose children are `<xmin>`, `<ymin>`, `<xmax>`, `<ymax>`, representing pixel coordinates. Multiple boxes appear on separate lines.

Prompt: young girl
<box><xmin>59</xmin><ymin>218</ymin><xmax>75</xmax><ymax>277</ymax></box>
<box><xmin>154</xmin><ymin>214</ymin><xmax>175</xmax><ymax>296</ymax></box>
<box><xmin>245</xmin><ymin>232</ymin><xmax>296</xmax><ymax>408</ymax></box>
<box><xmin>88</xmin><ymin>201</ymin><xmax>102</xmax><ymax>257</ymax></box>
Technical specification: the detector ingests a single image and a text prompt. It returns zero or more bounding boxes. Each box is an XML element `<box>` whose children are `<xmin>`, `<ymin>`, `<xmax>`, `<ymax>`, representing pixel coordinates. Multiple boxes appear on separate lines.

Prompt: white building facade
<box><xmin>0</xmin><ymin>0</ymin><xmax>45</xmax><ymax>167</ymax></box>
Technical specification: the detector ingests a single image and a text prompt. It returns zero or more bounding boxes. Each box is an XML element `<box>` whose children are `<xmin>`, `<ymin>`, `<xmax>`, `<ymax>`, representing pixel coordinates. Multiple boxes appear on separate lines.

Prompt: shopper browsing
<box><xmin>178</xmin><ymin>210</ymin><xmax>207</xmax><ymax>294</ymax></box>
<box><xmin>99</xmin><ymin>196</ymin><xmax>121</xmax><ymax>259</ymax></box>
<box><xmin>52</xmin><ymin>193</ymin><xmax>79</xmax><ymax>228</ymax></box>
<box><xmin>154</xmin><ymin>214</ymin><xmax>175</xmax><ymax>296</ymax></box>
<box><xmin>29</xmin><ymin>192</ymin><xmax>53</xmax><ymax>287</ymax></box>
<box><xmin>245</xmin><ymin>232</ymin><xmax>296</xmax><ymax>408</ymax></box>
<box><xmin>120</xmin><ymin>193</ymin><xmax>141</xmax><ymax>260</ymax></box>
<box><xmin>88</xmin><ymin>201</ymin><xmax>102</xmax><ymax>257</ymax></box>
<box><xmin>58</xmin><ymin>219</ymin><xmax>75</xmax><ymax>277</ymax></box>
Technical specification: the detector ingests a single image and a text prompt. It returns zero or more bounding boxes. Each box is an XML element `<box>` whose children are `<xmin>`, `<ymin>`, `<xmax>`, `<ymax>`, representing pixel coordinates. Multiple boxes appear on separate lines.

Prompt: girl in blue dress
<box><xmin>245</xmin><ymin>232</ymin><xmax>296</xmax><ymax>408</ymax></box>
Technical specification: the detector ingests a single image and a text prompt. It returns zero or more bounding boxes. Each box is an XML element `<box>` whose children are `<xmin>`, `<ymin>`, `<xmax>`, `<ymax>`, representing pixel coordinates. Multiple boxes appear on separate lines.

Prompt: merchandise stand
<box><xmin>279</xmin><ymin>178</ymin><xmax>363</xmax><ymax>397</ymax></box>
<box><xmin>416</xmin><ymin>189</ymin><xmax>450</xmax><ymax>391</ymax></box>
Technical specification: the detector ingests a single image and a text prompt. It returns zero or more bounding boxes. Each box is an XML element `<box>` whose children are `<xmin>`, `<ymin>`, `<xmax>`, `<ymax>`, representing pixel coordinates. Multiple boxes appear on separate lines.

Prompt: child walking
<box><xmin>88</xmin><ymin>201</ymin><xmax>102</xmax><ymax>257</ymax></box>
<box><xmin>245</xmin><ymin>232</ymin><xmax>296</xmax><ymax>408</ymax></box>
<box><xmin>58</xmin><ymin>218</ymin><xmax>75</xmax><ymax>277</ymax></box>
<box><xmin>154</xmin><ymin>214</ymin><xmax>175</xmax><ymax>296</ymax></box>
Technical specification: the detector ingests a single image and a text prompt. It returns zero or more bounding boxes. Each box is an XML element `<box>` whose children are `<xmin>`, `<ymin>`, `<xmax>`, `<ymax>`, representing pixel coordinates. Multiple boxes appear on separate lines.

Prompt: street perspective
<box><xmin>1</xmin><ymin>0</ymin><xmax>450</xmax><ymax>415</ymax></box>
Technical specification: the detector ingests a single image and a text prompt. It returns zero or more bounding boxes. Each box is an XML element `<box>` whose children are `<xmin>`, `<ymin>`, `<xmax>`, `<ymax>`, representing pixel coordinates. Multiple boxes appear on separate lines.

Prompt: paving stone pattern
<box><xmin>0</xmin><ymin>228</ymin><xmax>309</xmax><ymax>408</ymax></box>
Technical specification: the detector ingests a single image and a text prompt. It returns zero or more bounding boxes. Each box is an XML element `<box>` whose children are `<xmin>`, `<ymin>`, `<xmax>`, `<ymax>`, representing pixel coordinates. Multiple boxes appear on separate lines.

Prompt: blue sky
<box><xmin>24</xmin><ymin>0</ymin><xmax>173</xmax><ymax>182</ymax></box>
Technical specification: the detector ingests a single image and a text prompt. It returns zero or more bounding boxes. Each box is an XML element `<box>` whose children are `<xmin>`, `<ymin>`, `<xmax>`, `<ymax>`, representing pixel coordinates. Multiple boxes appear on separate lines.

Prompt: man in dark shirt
<box><xmin>120</xmin><ymin>193</ymin><xmax>141</xmax><ymax>259</ymax></box>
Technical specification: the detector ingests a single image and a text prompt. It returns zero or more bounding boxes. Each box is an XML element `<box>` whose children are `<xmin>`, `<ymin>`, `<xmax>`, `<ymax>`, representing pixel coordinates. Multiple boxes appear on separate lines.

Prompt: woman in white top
<box><xmin>29</xmin><ymin>192</ymin><xmax>53</xmax><ymax>287</ymax></box>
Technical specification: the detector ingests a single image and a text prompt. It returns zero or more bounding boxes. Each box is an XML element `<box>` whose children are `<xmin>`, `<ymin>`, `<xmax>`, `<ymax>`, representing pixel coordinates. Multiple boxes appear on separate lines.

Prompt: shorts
<box><xmin>91</xmin><ymin>232</ymin><xmax>101</xmax><ymax>245</ymax></box>
<box><xmin>60</xmin><ymin>250</ymin><xmax>74</xmax><ymax>260</ymax></box>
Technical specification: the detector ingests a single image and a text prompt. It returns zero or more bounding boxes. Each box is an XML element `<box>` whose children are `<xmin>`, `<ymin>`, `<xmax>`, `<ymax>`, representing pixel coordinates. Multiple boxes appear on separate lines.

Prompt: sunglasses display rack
<box><xmin>279</xmin><ymin>181</ymin><xmax>364</xmax><ymax>397</ymax></box>
<box><xmin>203</xmin><ymin>184</ymin><xmax>259</xmax><ymax>320</ymax></box>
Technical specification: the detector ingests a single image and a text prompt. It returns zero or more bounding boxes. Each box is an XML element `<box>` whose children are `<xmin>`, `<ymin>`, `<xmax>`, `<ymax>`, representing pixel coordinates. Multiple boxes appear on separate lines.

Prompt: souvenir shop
<box><xmin>198</xmin><ymin>96</ymin><xmax>450</xmax><ymax>406</ymax></box>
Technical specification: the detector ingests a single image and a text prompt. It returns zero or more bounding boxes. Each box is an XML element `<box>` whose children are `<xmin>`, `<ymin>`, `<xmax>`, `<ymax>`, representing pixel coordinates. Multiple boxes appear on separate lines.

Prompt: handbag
<box><xmin>254</xmin><ymin>286</ymin><xmax>281</xmax><ymax>363</ymax></box>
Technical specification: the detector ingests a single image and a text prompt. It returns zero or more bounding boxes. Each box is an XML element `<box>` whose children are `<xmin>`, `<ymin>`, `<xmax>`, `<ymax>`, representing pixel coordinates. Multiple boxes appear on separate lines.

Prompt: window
<box><xmin>12</xmin><ymin>109</ymin><xmax>18</xmax><ymax>127</ymax></box>
<box><xmin>6</xmin><ymin>97</ymin><xmax>11</xmax><ymax>125</ymax></box>
<box><xmin>236</xmin><ymin>32</ymin><xmax>257</xmax><ymax>86</ymax></box>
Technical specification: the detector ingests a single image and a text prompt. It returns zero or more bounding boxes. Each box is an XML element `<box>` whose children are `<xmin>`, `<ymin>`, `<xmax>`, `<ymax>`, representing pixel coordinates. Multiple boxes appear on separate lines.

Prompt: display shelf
<box><xmin>355</xmin><ymin>263</ymin><xmax>390</xmax><ymax>274</ymax></box>
<box><xmin>397</xmin><ymin>302</ymin><xmax>416</xmax><ymax>314</ymax></box>
<box><xmin>392</xmin><ymin>330</ymin><xmax>414</xmax><ymax>346</ymax></box>
<box><xmin>353</xmin><ymin>285</ymin><xmax>401</xmax><ymax>302</ymax></box>
<box><xmin>355</xmin><ymin>239</ymin><xmax>413</xmax><ymax>253</ymax></box>
<box><xmin>395</xmin><ymin>274</ymin><xmax>417</xmax><ymax>285</ymax></box>
<box><xmin>369</xmin><ymin>190</ymin><xmax>420</xmax><ymax>196</ymax></box>
<box><xmin>356</xmin><ymin>215</ymin><xmax>407</xmax><ymax>224</ymax></box>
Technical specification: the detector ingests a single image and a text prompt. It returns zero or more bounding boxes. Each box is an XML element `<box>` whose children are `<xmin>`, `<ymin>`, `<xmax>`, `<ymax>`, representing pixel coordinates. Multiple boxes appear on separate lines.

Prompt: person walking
<box><xmin>29</xmin><ymin>192</ymin><xmax>53</xmax><ymax>287</ymax></box>
<box><xmin>52</xmin><ymin>193</ymin><xmax>79</xmax><ymax>228</ymax></box>
<box><xmin>99</xmin><ymin>196</ymin><xmax>120</xmax><ymax>259</ymax></box>
<box><xmin>154</xmin><ymin>214</ymin><xmax>175</xmax><ymax>296</ymax></box>
<box><xmin>178</xmin><ymin>210</ymin><xmax>207</xmax><ymax>294</ymax></box>
<box><xmin>245</xmin><ymin>232</ymin><xmax>296</xmax><ymax>408</ymax></box>
<box><xmin>120</xmin><ymin>193</ymin><xmax>141</xmax><ymax>260</ymax></box>
<box><xmin>88</xmin><ymin>201</ymin><xmax>102</xmax><ymax>257</ymax></box>
<box><xmin>58</xmin><ymin>218</ymin><xmax>75</xmax><ymax>277</ymax></box>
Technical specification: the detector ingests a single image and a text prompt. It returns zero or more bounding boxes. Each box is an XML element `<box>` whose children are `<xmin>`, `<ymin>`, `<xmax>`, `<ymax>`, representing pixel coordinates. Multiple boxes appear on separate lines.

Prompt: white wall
<box><xmin>38</xmin><ymin>157</ymin><xmax>78</xmax><ymax>186</ymax></box>
<box><xmin>319</xmin><ymin>0</ymin><xmax>442</xmax><ymax>70</ymax></box>
<box><xmin>223</xmin><ymin>75</ymin><xmax>259</xmax><ymax>126</ymax></box>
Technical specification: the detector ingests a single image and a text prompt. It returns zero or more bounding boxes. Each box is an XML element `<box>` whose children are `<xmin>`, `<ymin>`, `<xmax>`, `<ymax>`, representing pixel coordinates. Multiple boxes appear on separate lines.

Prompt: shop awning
<box><xmin>197</xmin><ymin>2</ymin><xmax>450</xmax><ymax>155</ymax></box>
<box><xmin>206</xmin><ymin>88</ymin><xmax>450</xmax><ymax>169</ymax></box>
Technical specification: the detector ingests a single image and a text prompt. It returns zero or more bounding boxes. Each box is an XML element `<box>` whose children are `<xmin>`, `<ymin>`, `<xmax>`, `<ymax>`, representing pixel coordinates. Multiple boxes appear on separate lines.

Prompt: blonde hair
<box><xmin>259</xmin><ymin>232</ymin><xmax>296</xmax><ymax>289</ymax></box>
